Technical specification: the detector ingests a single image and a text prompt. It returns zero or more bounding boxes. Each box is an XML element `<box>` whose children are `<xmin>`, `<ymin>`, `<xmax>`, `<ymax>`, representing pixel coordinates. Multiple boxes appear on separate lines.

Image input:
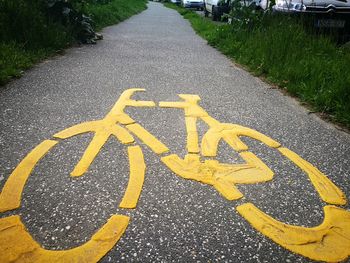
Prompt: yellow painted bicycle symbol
<box><xmin>0</xmin><ymin>89</ymin><xmax>349</xmax><ymax>262</ymax></box>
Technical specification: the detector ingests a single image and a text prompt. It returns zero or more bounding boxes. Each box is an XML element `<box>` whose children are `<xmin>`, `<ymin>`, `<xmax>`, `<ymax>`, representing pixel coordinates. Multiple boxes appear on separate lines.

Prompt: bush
<box><xmin>0</xmin><ymin>0</ymin><xmax>147</xmax><ymax>85</ymax></box>
<box><xmin>0</xmin><ymin>0</ymin><xmax>73</xmax><ymax>50</ymax></box>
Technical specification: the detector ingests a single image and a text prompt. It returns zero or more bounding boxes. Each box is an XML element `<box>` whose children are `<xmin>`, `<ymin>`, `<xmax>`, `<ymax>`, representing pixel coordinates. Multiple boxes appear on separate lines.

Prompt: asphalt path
<box><xmin>0</xmin><ymin>2</ymin><xmax>349</xmax><ymax>262</ymax></box>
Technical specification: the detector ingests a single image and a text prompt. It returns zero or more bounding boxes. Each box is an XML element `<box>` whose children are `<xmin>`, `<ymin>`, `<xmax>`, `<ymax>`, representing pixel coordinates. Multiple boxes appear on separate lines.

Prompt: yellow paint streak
<box><xmin>0</xmin><ymin>214</ymin><xmax>129</xmax><ymax>263</ymax></box>
<box><xmin>201</xmin><ymin>116</ymin><xmax>220</xmax><ymax>127</ymax></box>
<box><xmin>54</xmin><ymin>97</ymin><xmax>150</xmax><ymax>176</ymax></box>
<box><xmin>232</xmin><ymin>125</ymin><xmax>280</xmax><ymax>148</ymax></box>
<box><xmin>237</xmin><ymin>203</ymin><xmax>350</xmax><ymax>262</ymax></box>
<box><xmin>278</xmin><ymin>147</ymin><xmax>346</xmax><ymax>205</ymax></box>
<box><xmin>126</xmin><ymin>123</ymin><xmax>168</xmax><ymax>154</ymax></box>
<box><xmin>202</xmin><ymin>124</ymin><xmax>281</xmax><ymax>156</ymax></box>
<box><xmin>106</xmin><ymin>88</ymin><xmax>155</xmax><ymax>119</ymax></box>
<box><xmin>119</xmin><ymin>146</ymin><xmax>146</xmax><ymax>209</ymax></box>
<box><xmin>185</xmin><ymin>117</ymin><xmax>199</xmax><ymax>153</ymax></box>
<box><xmin>55</xmin><ymin>121</ymin><xmax>135</xmax><ymax>177</ymax></box>
<box><xmin>161</xmin><ymin>154</ymin><xmax>243</xmax><ymax>200</ymax></box>
<box><xmin>159</xmin><ymin>94</ymin><xmax>208</xmax><ymax>117</ymax></box>
<box><xmin>70</xmin><ymin>131</ymin><xmax>110</xmax><ymax>177</ymax></box>
<box><xmin>201</xmin><ymin>125</ymin><xmax>244</xmax><ymax>155</ymax></box>
<box><xmin>0</xmin><ymin>140</ymin><xmax>57</xmax><ymax>213</ymax></box>
<box><xmin>55</xmin><ymin>121</ymin><xmax>135</xmax><ymax>144</ymax></box>
<box><xmin>214</xmin><ymin>152</ymin><xmax>274</xmax><ymax>184</ymax></box>
<box><xmin>54</xmin><ymin>121</ymin><xmax>100</xmax><ymax>139</ymax></box>
<box><xmin>234</xmin><ymin>152</ymin><xmax>273</xmax><ymax>182</ymax></box>
<box><xmin>110</xmin><ymin>125</ymin><xmax>135</xmax><ymax>144</ymax></box>
<box><xmin>213</xmin><ymin>178</ymin><xmax>243</xmax><ymax>200</ymax></box>
<box><xmin>161</xmin><ymin>154</ymin><xmax>215</xmax><ymax>185</ymax></box>
<box><xmin>109</xmin><ymin>114</ymin><xmax>135</xmax><ymax>125</ymax></box>
<box><xmin>161</xmin><ymin>153</ymin><xmax>273</xmax><ymax>201</ymax></box>
<box><xmin>55</xmin><ymin>88</ymin><xmax>159</xmax><ymax>177</ymax></box>
<box><xmin>159</xmin><ymin>101</ymin><xmax>187</xmax><ymax>109</ymax></box>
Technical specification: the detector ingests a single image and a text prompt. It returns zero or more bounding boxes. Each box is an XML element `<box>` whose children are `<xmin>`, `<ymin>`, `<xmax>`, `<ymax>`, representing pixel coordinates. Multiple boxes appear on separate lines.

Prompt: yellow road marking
<box><xmin>55</xmin><ymin>121</ymin><xmax>135</xmax><ymax>144</ymax></box>
<box><xmin>1</xmin><ymin>89</ymin><xmax>349</xmax><ymax>262</ymax></box>
<box><xmin>237</xmin><ymin>203</ymin><xmax>350</xmax><ymax>262</ymax></box>
<box><xmin>54</xmin><ymin>88</ymin><xmax>156</xmax><ymax>177</ymax></box>
<box><xmin>185</xmin><ymin>116</ymin><xmax>200</xmax><ymax>153</ymax></box>
<box><xmin>126</xmin><ymin>123</ymin><xmax>168</xmax><ymax>154</ymax></box>
<box><xmin>110</xmin><ymin>124</ymin><xmax>136</xmax><ymax>144</ymax></box>
<box><xmin>161</xmin><ymin>154</ymin><xmax>214</xmax><ymax>184</ymax></box>
<box><xmin>119</xmin><ymin>146</ymin><xmax>146</xmax><ymax>209</ymax></box>
<box><xmin>219</xmin><ymin>152</ymin><xmax>274</xmax><ymax>183</ymax></box>
<box><xmin>201</xmin><ymin>125</ymin><xmax>247</xmax><ymax>154</ymax></box>
<box><xmin>160</xmin><ymin>94</ymin><xmax>277</xmax><ymax>201</ymax></box>
<box><xmin>279</xmin><ymin>147</ymin><xmax>346</xmax><ymax>205</ymax></box>
<box><xmin>67</xmin><ymin>125</ymin><xmax>135</xmax><ymax>177</ymax></box>
<box><xmin>161</xmin><ymin>152</ymin><xmax>274</xmax><ymax>201</ymax></box>
<box><xmin>53</xmin><ymin>121</ymin><xmax>99</xmax><ymax>139</ymax></box>
<box><xmin>213</xmin><ymin>178</ymin><xmax>243</xmax><ymax>200</ymax></box>
<box><xmin>201</xmin><ymin>116</ymin><xmax>220</xmax><ymax>127</ymax></box>
<box><xmin>0</xmin><ymin>140</ymin><xmax>57</xmax><ymax>213</ymax></box>
<box><xmin>159</xmin><ymin>94</ymin><xmax>209</xmax><ymax>117</ymax></box>
<box><xmin>107</xmin><ymin>88</ymin><xmax>155</xmax><ymax>117</ymax></box>
<box><xmin>201</xmin><ymin>124</ymin><xmax>281</xmax><ymax>155</ymax></box>
<box><xmin>70</xmin><ymin>131</ymin><xmax>111</xmax><ymax>177</ymax></box>
<box><xmin>0</xmin><ymin>214</ymin><xmax>129</xmax><ymax>263</ymax></box>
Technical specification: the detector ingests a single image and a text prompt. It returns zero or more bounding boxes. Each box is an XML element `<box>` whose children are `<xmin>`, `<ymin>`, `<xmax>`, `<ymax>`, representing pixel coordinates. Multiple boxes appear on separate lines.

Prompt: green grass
<box><xmin>0</xmin><ymin>0</ymin><xmax>147</xmax><ymax>86</ymax></box>
<box><xmin>0</xmin><ymin>42</ymin><xmax>53</xmax><ymax>85</ymax></box>
<box><xmin>165</xmin><ymin>3</ymin><xmax>350</xmax><ymax>128</ymax></box>
<box><xmin>86</xmin><ymin>0</ymin><xmax>148</xmax><ymax>31</ymax></box>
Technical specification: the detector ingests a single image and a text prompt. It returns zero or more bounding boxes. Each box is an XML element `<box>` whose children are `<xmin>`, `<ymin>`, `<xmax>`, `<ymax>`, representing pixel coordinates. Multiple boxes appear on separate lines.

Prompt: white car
<box><xmin>273</xmin><ymin>0</ymin><xmax>350</xmax><ymax>13</ymax></box>
<box><xmin>181</xmin><ymin>0</ymin><xmax>205</xmax><ymax>9</ymax></box>
<box><xmin>272</xmin><ymin>0</ymin><xmax>350</xmax><ymax>34</ymax></box>
<box><xmin>204</xmin><ymin>0</ymin><xmax>231</xmax><ymax>20</ymax></box>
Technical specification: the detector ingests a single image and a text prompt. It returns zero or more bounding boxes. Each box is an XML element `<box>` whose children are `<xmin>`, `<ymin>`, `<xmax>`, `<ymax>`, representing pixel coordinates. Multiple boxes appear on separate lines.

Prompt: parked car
<box><xmin>181</xmin><ymin>0</ymin><xmax>205</xmax><ymax>10</ymax></box>
<box><xmin>270</xmin><ymin>0</ymin><xmax>350</xmax><ymax>41</ymax></box>
<box><xmin>170</xmin><ymin>0</ymin><xmax>181</xmax><ymax>4</ymax></box>
<box><xmin>273</xmin><ymin>0</ymin><xmax>350</xmax><ymax>13</ymax></box>
<box><xmin>204</xmin><ymin>0</ymin><xmax>231</xmax><ymax>21</ymax></box>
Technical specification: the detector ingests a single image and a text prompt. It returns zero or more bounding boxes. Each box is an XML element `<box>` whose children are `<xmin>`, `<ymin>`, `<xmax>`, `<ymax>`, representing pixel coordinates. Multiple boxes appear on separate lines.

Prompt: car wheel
<box><xmin>212</xmin><ymin>7</ymin><xmax>218</xmax><ymax>21</ymax></box>
<box><xmin>212</xmin><ymin>6</ymin><xmax>221</xmax><ymax>21</ymax></box>
<box><xmin>217</xmin><ymin>14</ymin><xmax>222</xmax><ymax>21</ymax></box>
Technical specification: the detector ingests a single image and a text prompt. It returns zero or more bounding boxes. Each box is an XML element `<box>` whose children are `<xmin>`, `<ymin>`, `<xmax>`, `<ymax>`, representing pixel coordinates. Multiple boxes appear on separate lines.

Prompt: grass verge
<box><xmin>165</xmin><ymin>3</ymin><xmax>350</xmax><ymax>128</ymax></box>
<box><xmin>86</xmin><ymin>0</ymin><xmax>148</xmax><ymax>31</ymax></box>
<box><xmin>0</xmin><ymin>0</ymin><xmax>147</xmax><ymax>86</ymax></box>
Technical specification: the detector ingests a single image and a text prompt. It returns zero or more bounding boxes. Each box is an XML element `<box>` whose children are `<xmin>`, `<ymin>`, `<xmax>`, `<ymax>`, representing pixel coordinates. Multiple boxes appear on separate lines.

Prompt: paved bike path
<box><xmin>0</xmin><ymin>2</ymin><xmax>349</xmax><ymax>262</ymax></box>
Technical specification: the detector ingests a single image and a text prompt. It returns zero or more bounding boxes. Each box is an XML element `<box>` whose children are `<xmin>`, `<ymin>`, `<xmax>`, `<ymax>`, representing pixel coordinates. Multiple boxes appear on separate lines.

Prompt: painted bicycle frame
<box><xmin>0</xmin><ymin>89</ymin><xmax>349</xmax><ymax>262</ymax></box>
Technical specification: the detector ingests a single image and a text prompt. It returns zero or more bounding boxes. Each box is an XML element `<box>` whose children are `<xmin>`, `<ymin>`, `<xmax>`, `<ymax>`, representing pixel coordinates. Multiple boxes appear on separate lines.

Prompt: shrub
<box><xmin>0</xmin><ymin>0</ymin><xmax>147</xmax><ymax>85</ymax></box>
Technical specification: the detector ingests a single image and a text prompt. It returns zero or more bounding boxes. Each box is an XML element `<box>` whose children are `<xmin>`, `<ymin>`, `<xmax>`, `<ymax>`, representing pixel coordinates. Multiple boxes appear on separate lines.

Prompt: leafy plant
<box><xmin>227</xmin><ymin>0</ymin><xmax>264</xmax><ymax>31</ymax></box>
<box><xmin>46</xmin><ymin>0</ymin><xmax>101</xmax><ymax>44</ymax></box>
